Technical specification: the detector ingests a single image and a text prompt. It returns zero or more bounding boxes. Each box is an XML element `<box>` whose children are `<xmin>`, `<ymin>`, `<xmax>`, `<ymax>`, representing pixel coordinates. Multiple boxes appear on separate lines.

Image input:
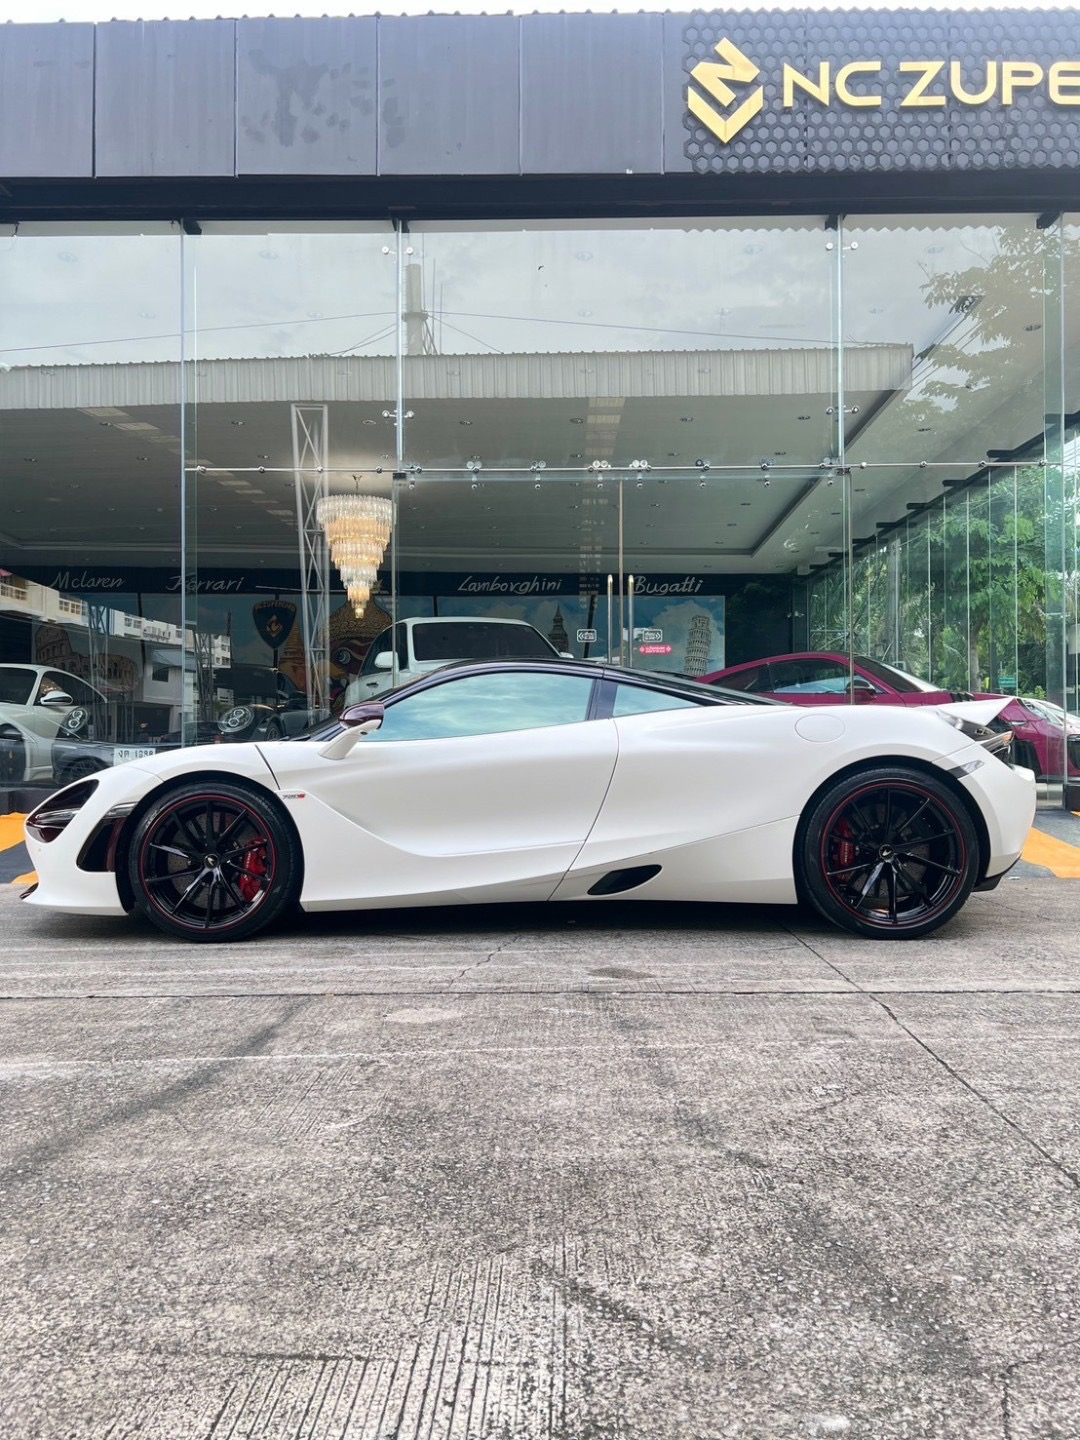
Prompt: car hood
<box><xmin>934</xmin><ymin>698</ymin><xmax>1013</xmax><ymax>727</ymax></box>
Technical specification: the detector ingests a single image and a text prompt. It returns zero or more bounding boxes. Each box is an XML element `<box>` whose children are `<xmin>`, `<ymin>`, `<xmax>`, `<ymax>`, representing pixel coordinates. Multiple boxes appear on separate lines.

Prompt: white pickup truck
<box><xmin>343</xmin><ymin>616</ymin><xmax>569</xmax><ymax>702</ymax></box>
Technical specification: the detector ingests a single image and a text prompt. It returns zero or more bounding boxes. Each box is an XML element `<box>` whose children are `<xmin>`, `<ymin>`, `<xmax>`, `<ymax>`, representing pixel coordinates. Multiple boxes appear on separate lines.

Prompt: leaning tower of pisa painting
<box><xmin>683</xmin><ymin>614</ymin><xmax>712</xmax><ymax>677</ymax></box>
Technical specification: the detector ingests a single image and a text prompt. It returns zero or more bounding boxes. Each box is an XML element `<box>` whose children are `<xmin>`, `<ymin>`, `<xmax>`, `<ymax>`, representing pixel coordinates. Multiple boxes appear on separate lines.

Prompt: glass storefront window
<box><xmin>0</xmin><ymin>224</ymin><xmax>185</xmax><ymax>789</ymax></box>
<box><xmin>1</xmin><ymin>210</ymin><xmax>1076</xmax><ymax>807</ymax></box>
<box><xmin>184</xmin><ymin>223</ymin><xmax>396</xmax><ymax>734</ymax></box>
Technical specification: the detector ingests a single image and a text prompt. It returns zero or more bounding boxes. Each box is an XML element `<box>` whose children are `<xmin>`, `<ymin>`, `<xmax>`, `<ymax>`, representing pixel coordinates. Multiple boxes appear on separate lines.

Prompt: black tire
<box><xmin>797</xmin><ymin>766</ymin><xmax>979</xmax><ymax>940</ymax></box>
<box><xmin>263</xmin><ymin>718</ymin><xmax>285</xmax><ymax>741</ymax></box>
<box><xmin>127</xmin><ymin>781</ymin><xmax>300</xmax><ymax>942</ymax></box>
<box><xmin>0</xmin><ymin>728</ymin><xmax>27</xmax><ymax>784</ymax></box>
<box><xmin>60</xmin><ymin>757</ymin><xmax>109</xmax><ymax>783</ymax></box>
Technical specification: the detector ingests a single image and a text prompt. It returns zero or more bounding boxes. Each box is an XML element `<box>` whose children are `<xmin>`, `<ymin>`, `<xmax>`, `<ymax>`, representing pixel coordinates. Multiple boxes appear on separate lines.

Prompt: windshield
<box><xmin>0</xmin><ymin>667</ymin><xmax>37</xmax><ymax>706</ymax></box>
<box><xmin>855</xmin><ymin>656</ymin><xmax>941</xmax><ymax>694</ymax></box>
<box><xmin>411</xmin><ymin>622</ymin><xmax>556</xmax><ymax>662</ymax></box>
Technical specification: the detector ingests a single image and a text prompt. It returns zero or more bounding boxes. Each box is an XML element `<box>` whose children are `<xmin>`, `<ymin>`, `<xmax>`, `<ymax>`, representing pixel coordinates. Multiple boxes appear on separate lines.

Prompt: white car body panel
<box><xmin>266</xmin><ymin>720</ymin><xmax>618</xmax><ymax>908</ymax></box>
<box><xmin>22</xmin><ymin>674</ymin><xmax>1036</xmax><ymax>932</ymax></box>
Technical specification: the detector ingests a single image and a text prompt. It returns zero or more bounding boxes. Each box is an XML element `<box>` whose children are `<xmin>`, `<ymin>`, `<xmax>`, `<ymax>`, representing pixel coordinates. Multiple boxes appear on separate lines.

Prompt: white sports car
<box><xmin>22</xmin><ymin>660</ymin><xmax>1035</xmax><ymax>943</ymax></box>
<box><xmin>0</xmin><ymin>663</ymin><xmax>108</xmax><ymax>784</ymax></box>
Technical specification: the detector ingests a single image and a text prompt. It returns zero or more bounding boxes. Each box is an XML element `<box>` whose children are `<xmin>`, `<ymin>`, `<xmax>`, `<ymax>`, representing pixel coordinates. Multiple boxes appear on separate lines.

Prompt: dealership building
<box><xmin>0</xmin><ymin>8</ymin><xmax>1078</xmax><ymax>801</ymax></box>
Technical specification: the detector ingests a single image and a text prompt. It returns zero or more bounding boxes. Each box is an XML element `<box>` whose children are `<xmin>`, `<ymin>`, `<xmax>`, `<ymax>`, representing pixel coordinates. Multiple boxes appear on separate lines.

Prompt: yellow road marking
<box><xmin>13</xmin><ymin>872</ymin><xmax>36</xmax><ymax>886</ymax></box>
<box><xmin>0</xmin><ymin>813</ymin><xmax>27</xmax><ymax>851</ymax></box>
<box><xmin>1022</xmin><ymin>827</ymin><xmax>1080</xmax><ymax>878</ymax></box>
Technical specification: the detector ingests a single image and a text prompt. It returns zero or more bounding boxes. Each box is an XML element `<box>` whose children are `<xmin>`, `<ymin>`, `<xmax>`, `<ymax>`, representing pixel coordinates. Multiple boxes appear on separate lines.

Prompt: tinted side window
<box><xmin>718</xmin><ymin>665</ymin><xmax>766</xmax><ymax>693</ymax></box>
<box><xmin>769</xmin><ymin>659</ymin><xmax>851</xmax><ymax>695</ymax></box>
<box><xmin>41</xmin><ymin>671</ymin><xmax>98</xmax><ymax>705</ymax></box>
<box><xmin>0</xmin><ymin>667</ymin><xmax>37</xmax><ymax>705</ymax></box>
<box><xmin>411</xmin><ymin>622</ymin><xmax>553</xmax><ymax>662</ymax></box>
<box><xmin>370</xmin><ymin>671</ymin><xmax>595</xmax><ymax>742</ymax></box>
<box><xmin>613</xmin><ymin>685</ymin><xmax>700</xmax><ymax>717</ymax></box>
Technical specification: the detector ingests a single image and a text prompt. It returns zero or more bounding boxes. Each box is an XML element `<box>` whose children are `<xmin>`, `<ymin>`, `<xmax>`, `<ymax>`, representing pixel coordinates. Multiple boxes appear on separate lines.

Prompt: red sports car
<box><xmin>703</xmin><ymin>652</ymin><xmax>966</xmax><ymax>706</ymax></box>
<box><xmin>704</xmin><ymin>652</ymin><xmax>1079</xmax><ymax>780</ymax></box>
<box><xmin>996</xmin><ymin>696</ymin><xmax>1080</xmax><ymax>781</ymax></box>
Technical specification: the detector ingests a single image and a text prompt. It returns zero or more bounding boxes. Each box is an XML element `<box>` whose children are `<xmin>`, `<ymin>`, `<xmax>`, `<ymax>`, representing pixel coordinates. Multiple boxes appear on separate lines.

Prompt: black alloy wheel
<box><xmin>262</xmin><ymin>718</ymin><xmax>285</xmax><ymax>741</ymax></box>
<box><xmin>127</xmin><ymin>781</ymin><xmax>300</xmax><ymax>941</ymax></box>
<box><xmin>798</xmin><ymin>766</ymin><xmax>979</xmax><ymax>939</ymax></box>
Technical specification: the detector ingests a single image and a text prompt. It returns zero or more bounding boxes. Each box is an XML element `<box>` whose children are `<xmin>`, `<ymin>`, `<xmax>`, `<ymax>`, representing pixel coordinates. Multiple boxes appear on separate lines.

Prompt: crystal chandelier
<box><xmin>316</xmin><ymin>493</ymin><xmax>393</xmax><ymax>617</ymax></box>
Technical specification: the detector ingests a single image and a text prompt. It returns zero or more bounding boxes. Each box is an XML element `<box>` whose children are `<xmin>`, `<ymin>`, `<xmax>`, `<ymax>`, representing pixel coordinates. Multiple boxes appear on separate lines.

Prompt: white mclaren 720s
<box><xmin>22</xmin><ymin>659</ymin><xmax>1036</xmax><ymax>943</ymax></box>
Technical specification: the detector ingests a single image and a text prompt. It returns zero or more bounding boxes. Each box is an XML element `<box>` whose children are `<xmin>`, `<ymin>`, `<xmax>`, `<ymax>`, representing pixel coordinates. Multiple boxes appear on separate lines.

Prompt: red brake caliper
<box><xmin>237</xmin><ymin>843</ymin><xmax>268</xmax><ymax>903</ymax></box>
<box><xmin>835</xmin><ymin>817</ymin><xmax>856</xmax><ymax>873</ymax></box>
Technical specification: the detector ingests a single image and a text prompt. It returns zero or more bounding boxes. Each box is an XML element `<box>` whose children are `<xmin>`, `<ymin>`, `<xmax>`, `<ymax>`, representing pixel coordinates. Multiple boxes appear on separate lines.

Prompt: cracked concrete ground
<box><xmin>1</xmin><ymin>874</ymin><xmax>1079</xmax><ymax>1439</ymax></box>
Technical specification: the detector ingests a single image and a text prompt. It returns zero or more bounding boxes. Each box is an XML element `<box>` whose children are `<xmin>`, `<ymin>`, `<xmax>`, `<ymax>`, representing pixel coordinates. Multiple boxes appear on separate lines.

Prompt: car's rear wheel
<box><xmin>0</xmin><ymin>728</ymin><xmax>27</xmax><ymax>784</ymax></box>
<box><xmin>797</xmin><ymin>766</ymin><xmax>979</xmax><ymax>939</ymax></box>
<box><xmin>127</xmin><ymin>782</ymin><xmax>300</xmax><ymax>942</ymax></box>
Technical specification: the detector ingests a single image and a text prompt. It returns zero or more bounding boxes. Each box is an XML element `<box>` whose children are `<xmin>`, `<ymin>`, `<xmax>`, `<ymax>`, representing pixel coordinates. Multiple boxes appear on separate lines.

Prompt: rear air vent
<box><xmin>587</xmin><ymin>865</ymin><xmax>662</xmax><ymax>896</ymax></box>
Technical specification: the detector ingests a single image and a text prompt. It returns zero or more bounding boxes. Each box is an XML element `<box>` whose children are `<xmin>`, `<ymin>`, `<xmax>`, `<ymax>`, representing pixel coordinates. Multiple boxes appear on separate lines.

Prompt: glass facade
<box><xmin>2</xmin><ymin>214</ymin><xmax>1078</xmax><ymax>798</ymax></box>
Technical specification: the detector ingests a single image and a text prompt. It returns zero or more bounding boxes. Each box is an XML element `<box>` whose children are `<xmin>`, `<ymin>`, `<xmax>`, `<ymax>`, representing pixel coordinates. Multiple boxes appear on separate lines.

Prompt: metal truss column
<box><xmin>292</xmin><ymin>403</ymin><xmax>331</xmax><ymax>718</ymax></box>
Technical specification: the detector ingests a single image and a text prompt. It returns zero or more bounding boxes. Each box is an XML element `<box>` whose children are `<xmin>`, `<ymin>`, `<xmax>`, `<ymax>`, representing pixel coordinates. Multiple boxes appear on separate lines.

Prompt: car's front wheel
<box><xmin>127</xmin><ymin>782</ymin><xmax>300</xmax><ymax>942</ymax></box>
<box><xmin>797</xmin><ymin>766</ymin><xmax>979</xmax><ymax>939</ymax></box>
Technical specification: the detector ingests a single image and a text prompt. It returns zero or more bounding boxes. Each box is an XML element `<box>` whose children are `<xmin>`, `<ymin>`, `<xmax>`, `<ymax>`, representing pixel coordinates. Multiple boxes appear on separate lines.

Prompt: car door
<box><xmin>292</xmin><ymin>668</ymin><xmax>618</xmax><ymax>904</ymax></box>
<box><xmin>560</xmin><ymin>678</ymin><xmax>803</xmax><ymax>890</ymax></box>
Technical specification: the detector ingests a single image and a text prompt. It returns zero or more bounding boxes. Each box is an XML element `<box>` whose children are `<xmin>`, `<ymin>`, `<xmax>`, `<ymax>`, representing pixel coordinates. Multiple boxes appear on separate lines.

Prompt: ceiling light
<box><xmin>317</xmin><ymin>493</ymin><xmax>393</xmax><ymax>618</ymax></box>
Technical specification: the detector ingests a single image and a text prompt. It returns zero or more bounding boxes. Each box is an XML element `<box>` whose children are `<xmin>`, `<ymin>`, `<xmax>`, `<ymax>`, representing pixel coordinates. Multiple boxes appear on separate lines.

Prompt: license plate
<box><xmin>114</xmin><ymin>746</ymin><xmax>157</xmax><ymax>763</ymax></box>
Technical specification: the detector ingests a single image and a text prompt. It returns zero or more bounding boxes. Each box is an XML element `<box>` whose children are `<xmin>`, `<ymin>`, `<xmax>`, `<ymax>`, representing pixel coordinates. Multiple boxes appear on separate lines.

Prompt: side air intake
<box><xmin>587</xmin><ymin>865</ymin><xmax>662</xmax><ymax>897</ymax></box>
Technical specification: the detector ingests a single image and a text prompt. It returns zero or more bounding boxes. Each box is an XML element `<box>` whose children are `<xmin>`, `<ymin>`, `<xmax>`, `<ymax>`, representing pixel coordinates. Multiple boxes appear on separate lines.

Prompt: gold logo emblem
<box><xmin>688</xmin><ymin>39</ymin><xmax>765</xmax><ymax>143</ymax></box>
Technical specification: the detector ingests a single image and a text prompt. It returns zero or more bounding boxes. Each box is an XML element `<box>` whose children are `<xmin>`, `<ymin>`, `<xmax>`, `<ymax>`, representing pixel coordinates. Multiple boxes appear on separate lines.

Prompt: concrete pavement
<box><xmin>0</xmin><ymin>876</ymin><xmax>1079</xmax><ymax>1439</ymax></box>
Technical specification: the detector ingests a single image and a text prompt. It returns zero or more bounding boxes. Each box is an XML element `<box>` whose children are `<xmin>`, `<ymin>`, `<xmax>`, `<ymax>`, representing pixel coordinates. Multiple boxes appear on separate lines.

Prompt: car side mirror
<box><xmin>373</xmin><ymin>651</ymin><xmax>394</xmax><ymax>671</ymax></box>
<box><xmin>318</xmin><ymin>702</ymin><xmax>385</xmax><ymax>759</ymax></box>
<box><xmin>342</xmin><ymin>702</ymin><xmax>385</xmax><ymax>731</ymax></box>
<box><xmin>847</xmin><ymin>677</ymin><xmax>876</xmax><ymax>702</ymax></box>
<box><xmin>40</xmin><ymin>690</ymin><xmax>74</xmax><ymax>707</ymax></box>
